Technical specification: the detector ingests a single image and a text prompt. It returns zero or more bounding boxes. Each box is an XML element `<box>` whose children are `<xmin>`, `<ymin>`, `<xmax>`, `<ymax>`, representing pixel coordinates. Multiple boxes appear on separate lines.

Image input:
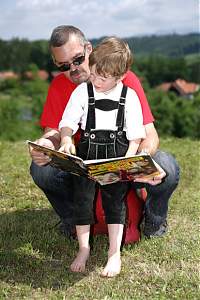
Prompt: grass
<box><xmin>0</xmin><ymin>138</ymin><xmax>200</xmax><ymax>300</ymax></box>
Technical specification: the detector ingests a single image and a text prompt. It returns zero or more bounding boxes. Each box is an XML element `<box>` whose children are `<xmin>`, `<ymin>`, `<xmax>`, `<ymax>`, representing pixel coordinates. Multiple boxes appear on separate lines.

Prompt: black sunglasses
<box><xmin>54</xmin><ymin>48</ymin><xmax>86</xmax><ymax>72</ymax></box>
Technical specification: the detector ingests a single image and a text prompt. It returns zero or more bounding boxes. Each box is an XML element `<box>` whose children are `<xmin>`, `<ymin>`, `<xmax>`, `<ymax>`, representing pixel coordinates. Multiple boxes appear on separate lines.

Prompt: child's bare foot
<box><xmin>101</xmin><ymin>252</ymin><xmax>121</xmax><ymax>277</ymax></box>
<box><xmin>70</xmin><ymin>247</ymin><xmax>90</xmax><ymax>272</ymax></box>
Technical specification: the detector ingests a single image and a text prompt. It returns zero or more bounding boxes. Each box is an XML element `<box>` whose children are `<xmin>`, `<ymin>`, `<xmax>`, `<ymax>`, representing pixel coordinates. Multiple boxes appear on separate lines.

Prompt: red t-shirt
<box><xmin>40</xmin><ymin>70</ymin><xmax>154</xmax><ymax>129</ymax></box>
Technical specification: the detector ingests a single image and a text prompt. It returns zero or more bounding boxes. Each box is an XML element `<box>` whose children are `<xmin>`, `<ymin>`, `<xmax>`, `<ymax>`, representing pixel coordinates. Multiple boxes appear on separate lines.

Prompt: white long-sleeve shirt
<box><xmin>59</xmin><ymin>81</ymin><xmax>146</xmax><ymax>141</ymax></box>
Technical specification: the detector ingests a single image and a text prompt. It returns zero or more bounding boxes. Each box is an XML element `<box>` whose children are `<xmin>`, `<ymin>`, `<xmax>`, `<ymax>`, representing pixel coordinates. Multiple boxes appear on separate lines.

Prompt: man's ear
<box><xmin>86</xmin><ymin>42</ymin><xmax>93</xmax><ymax>54</ymax></box>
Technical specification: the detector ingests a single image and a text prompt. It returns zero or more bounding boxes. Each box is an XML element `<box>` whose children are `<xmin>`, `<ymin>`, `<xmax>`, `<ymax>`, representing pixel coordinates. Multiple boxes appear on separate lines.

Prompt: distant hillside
<box><xmin>0</xmin><ymin>33</ymin><xmax>199</xmax><ymax>74</ymax></box>
<box><xmin>91</xmin><ymin>33</ymin><xmax>200</xmax><ymax>57</ymax></box>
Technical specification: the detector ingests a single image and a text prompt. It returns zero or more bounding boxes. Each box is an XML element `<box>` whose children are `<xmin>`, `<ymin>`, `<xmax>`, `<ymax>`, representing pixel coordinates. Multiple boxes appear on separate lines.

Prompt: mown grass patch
<box><xmin>0</xmin><ymin>138</ymin><xmax>199</xmax><ymax>299</ymax></box>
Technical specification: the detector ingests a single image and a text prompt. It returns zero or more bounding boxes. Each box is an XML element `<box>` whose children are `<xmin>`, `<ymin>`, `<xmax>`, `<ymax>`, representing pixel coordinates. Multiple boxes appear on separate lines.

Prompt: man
<box><xmin>29</xmin><ymin>25</ymin><xmax>180</xmax><ymax>239</ymax></box>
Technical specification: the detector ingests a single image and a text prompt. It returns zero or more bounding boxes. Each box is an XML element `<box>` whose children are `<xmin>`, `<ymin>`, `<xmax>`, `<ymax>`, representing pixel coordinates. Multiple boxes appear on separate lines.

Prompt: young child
<box><xmin>59</xmin><ymin>37</ymin><xmax>146</xmax><ymax>277</ymax></box>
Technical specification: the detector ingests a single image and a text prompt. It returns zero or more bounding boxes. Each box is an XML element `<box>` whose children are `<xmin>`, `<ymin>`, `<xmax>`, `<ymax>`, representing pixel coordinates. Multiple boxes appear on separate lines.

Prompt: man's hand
<box><xmin>134</xmin><ymin>161</ymin><xmax>166</xmax><ymax>186</ymax></box>
<box><xmin>29</xmin><ymin>137</ymin><xmax>54</xmax><ymax>166</ymax></box>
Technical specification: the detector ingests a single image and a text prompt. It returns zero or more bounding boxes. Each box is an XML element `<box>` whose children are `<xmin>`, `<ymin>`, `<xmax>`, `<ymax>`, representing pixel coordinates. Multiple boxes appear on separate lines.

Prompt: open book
<box><xmin>27</xmin><ymin>140</ymin><xmax>160</xmax><ymax>185</ymax></box>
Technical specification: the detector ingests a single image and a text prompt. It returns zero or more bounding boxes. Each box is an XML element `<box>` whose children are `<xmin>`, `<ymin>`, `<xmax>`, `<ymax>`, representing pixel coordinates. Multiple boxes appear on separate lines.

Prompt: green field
<box><xmin>0</xmin><ymin>138</ymin><xmax>200</xmax><ymax>300</ymax></box>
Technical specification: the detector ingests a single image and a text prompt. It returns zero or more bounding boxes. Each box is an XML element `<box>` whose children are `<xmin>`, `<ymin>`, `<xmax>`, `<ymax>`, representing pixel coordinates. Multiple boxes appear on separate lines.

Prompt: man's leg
<box><xmin>133</xmin><ymin>150</ymin><xmax>180</xmax><ymax>238</ymax></box>
<box><xmin>30</xmin><ymin>162</ymin><xmax>75</xmax><ymax>237</ymax></box>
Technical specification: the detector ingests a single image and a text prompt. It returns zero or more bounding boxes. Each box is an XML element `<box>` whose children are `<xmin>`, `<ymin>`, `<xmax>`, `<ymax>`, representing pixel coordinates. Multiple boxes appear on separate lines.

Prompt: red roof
<box><xmin>157</xmin><ymin>79</ymin><xmax>199</xmax><ymax>96</ymax></box>
<box><xmin>156</xmin><ymin>82</ymin><xmax>171</xmax><ymax>92</ymax></box>
<box><xmin>173</xmin><ymin>79</ymin><xmax>199</xmax><ymax>95</ymax></box>
<box><xmin>37</xmin><ymin>70</ymin><xmax>49</xmax><ymax>80</ymax></box>
<box><xmin>24</xmin><ymin>70</ymin><xmax>49</xmax><ymax>80</ymax></box>
<box><xmin>0</xmin><ymin>71</ymin><xmax>19</xmax><ymax>80</ymax></box>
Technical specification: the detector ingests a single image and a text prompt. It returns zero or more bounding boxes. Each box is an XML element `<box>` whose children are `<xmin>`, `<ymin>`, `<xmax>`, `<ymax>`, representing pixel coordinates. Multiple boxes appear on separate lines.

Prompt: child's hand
<box><xmin>125</xmin><ymin>139</ymin><xmax>141</xmax><ymax>157</ymax></box>
<box><xmin>59</xmin><ymin>143</ymin><xmax>76</xmax><ymax>155</ymax></box>
<box><xmin>125</xmin><ymin>149</ymin><xmax>136</xmax><ymax>158</ymax></box>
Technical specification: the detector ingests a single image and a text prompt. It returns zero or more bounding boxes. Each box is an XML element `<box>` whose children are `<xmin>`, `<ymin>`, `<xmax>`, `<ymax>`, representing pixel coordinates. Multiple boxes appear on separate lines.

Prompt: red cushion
<box><xmin>92</xmin><ymin>188</ymin><xmax>145</xmax><ymax>244</ymax></box>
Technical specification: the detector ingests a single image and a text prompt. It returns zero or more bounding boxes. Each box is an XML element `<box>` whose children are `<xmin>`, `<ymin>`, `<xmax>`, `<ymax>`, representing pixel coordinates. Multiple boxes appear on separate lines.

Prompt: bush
<box><xmin>0</xmin><ymin>77</ymin><xmax>199</xmax><ymax>141</ymax></box>
<box><xmin>147</xmin><ymin>89</ymin><xmax>175</xmax><ymax>136</ymax></box>
<box><xmin>0</xmin><ymin>78</ymin><xmax>21</xmax><ymax>92</ymax></box>
<box><xmin>22</xmin><ymin>78</ymin><xmax>49</xmax><ymax>119</ymax></box>
<box><xmin>0</xmin><ymin>78</ymin><xmax>46</xmax><ymax>141</ymax></box>
<box><xmin>172</xmin><ymin>93</ymin><xmax>200</xmax><ymax>138</ymax></box>
<box><xmin>147</xmin><ymin>88</ymin><xmax>200</xmax><ymax>138</ymax></box>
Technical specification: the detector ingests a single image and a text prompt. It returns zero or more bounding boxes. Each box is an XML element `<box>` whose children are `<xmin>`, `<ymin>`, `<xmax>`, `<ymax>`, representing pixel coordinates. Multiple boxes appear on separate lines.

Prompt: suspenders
<box><xmin>116</xmin><ymin>84</ymin><xmax>127</xmax><ymax>132</ymax></box>
<box><xmin>78</xmin><ymin>82</ymin><xmax>129</xmax><ymax>160</ymax></box>
<box><xmin>85</xmin><ymin>82</ymin><xmax>128</xmax><ymax>134</ymax></box>
<box><xmin>86</xmin><ymin>82</ymin><xmax>96</xmax><ymax>130</ymax></box>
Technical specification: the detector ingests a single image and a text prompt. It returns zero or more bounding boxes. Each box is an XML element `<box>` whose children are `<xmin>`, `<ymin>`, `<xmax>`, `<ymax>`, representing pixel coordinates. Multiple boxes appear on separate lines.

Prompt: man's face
<box><xmin>51</xmin><ymin>37</ymin><xmax>92</xmax><ymax>85</ymax></box>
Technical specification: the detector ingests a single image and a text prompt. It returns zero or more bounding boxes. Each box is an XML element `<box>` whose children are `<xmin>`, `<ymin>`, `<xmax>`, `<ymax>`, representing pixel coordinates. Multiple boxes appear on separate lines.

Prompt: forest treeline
<box><xmin>0</xmin><ymin>33</ymin><xmax>199</xmax><ymax>141</ymax></box>
<box><xmin>0</xmin><ymin>33</ymin><xmax>199</xmax><ymax>82</ymax></box>
<box><xmin>94</xmin><ymin>33</ymin><xmax>200</xmax><ymax>57</ymax></box>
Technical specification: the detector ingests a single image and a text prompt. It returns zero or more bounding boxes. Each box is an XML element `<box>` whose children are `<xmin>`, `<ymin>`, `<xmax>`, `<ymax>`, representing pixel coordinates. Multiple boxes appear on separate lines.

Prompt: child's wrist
<box><xmin>61</xmin><ymin>136</ymin><xmax>73</xmax><ymax>146</ymax></box>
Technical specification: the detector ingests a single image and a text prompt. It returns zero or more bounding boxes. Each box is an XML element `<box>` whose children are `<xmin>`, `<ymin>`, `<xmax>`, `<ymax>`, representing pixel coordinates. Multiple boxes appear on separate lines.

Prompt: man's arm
<box><xmin>29</xmin><ymin>127</ymin><xmax>61</xmax><ymax>166</ymax></box>
<box><xmin>138</xmin><ymin>123</ymin><xmax>159</xmax><ymax>156</ymax></box>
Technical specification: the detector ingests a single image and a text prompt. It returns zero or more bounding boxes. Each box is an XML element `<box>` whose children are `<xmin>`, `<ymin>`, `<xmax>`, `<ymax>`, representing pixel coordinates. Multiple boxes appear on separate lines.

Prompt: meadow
<box><xmin>0</xmin><ymin>138</ymin><xmax>199</xmax><ymax>300</ymax></box>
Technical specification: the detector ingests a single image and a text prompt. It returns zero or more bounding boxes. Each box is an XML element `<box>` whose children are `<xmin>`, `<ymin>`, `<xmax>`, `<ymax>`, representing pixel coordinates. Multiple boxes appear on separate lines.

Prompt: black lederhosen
<box><xmin>73</xmin><ymin>82</ymin><xmax>130</xmax><ymax>225</ymax></box>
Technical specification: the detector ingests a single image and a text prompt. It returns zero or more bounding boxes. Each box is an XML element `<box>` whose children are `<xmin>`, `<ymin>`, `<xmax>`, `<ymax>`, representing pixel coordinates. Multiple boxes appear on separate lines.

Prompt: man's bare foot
<box><xmin>70</xmin><ymin>247</ymin><xmax>90</xmax><ymax>272</ymax></box>
<box><xmin>101</xmin><ymin>252</ymin><xmax>121</xmax><ymax>277</ymax></box>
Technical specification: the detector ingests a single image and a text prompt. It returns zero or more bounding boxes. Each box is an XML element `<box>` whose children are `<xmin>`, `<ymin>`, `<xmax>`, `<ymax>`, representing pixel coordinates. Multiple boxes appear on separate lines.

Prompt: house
<box><xmin>157</xmin><ymin>79</ymin><xmax>199</xmax><ymax>99</ymax></box>
<box><xmin>24</xmin><ymin>70</ymin><xmax>49</xmax><ymax>81</ymax></box>
<box><xmin>37</xmin><ymin>70</ymin><xmax>49</xmax><ymax>81</ymax></box>
<box><xmin>0</xmin><ymin>71</ymin><xmax>19</xmax><ymax>80</ymax></box>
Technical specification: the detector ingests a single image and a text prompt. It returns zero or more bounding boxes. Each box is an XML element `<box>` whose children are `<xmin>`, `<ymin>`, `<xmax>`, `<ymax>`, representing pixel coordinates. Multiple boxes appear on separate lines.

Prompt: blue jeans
<box><xmin>30</xmin><ymin>163</ymin><xmax>75</xmax><ymax>223</ymax></box>
<box><xmin>132</xmin><ymin>150</ymin><xmax>180</xmax><ymax>226</ymax></box>
<box><xmin>30</xmin><ymin>150</ymin><xmax>180</xmax><ymax>226</ymax></box>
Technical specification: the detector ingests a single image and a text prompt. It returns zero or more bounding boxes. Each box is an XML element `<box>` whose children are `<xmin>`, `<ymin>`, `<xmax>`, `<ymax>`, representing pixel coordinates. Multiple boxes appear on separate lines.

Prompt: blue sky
<box><xmin>0</xmin><ymin>0</ymin><xmax>199</xmax><ymax>40</ymax></box>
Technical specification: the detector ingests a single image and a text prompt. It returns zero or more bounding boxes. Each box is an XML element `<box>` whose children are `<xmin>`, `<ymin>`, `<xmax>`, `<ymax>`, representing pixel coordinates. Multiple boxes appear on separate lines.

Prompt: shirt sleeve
<box><xmin>122</xmin><ymin>71</ymin><xmax>154</xmax><ymax>125</ymax></box>
<box><xmin>58</xmin><ymin>83</ymin><xmax>87</xmax><ymax>134</ymax></box>
<box><xmin>40</xmin><ymin>74</ymin><xmax>77</xmax><ymax>129</ymax></box>
<box><xmin>125</xmin><ymin>88</ymin><xmax>146</xmax><ymax>141</ymax></box>
<box><xmin>40</xmin><ymin>83</ymin><xmax>63</xmax><ymax>129</ymax></box>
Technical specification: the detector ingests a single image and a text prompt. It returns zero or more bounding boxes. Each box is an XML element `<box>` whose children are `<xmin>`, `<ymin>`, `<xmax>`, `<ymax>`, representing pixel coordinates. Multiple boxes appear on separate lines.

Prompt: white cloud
<box><xmin>17</xmin><ymin>0</ymin><xmax>61</xmax><ymax>9</ymax></box>
<box><xmin>0</xmin><ymin>0</ymin><xmax>198</xmax><ymax>40</ymax></box>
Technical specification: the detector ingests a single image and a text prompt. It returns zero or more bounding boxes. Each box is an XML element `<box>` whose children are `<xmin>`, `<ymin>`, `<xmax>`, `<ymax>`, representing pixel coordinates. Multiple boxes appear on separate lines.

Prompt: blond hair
<box><xmin>89</xmin><ymin>36</ymin><xmax>133</xmax><ymax>79</ymax></box>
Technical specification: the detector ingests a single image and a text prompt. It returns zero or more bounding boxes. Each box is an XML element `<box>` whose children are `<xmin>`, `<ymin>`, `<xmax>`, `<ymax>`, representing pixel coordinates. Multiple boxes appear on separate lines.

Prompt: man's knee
<box><xmin>30</xmin><ymin>161</ymin><xmax>50</xmax><ymax>190</ymax></box>
<box><xmin>153</xmin><ymin>150</ymin><xmax>180</xmax><ymax>189</ymax></box>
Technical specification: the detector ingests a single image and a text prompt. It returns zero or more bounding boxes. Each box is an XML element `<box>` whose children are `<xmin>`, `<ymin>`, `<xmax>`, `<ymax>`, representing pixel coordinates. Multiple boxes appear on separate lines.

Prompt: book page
<box><xmin>87</xmin><ymin>155</ymin><xmax>160</xmax><ymax>185</ymax></box>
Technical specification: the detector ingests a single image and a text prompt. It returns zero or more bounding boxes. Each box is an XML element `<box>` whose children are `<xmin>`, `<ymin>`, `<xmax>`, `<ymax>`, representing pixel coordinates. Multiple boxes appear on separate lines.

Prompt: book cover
<box><xmin>27</xmin><ymin>140</ymin><xmax>160</xmax><ymax>185</ymax></box>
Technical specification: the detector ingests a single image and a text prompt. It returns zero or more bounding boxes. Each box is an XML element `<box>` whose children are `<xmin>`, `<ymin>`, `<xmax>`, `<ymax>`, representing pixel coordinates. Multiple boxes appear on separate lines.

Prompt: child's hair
<box><xmin>89</xmin><ymin>36</ymin><xmax>133</xmax><ymax>79</ymax></box>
